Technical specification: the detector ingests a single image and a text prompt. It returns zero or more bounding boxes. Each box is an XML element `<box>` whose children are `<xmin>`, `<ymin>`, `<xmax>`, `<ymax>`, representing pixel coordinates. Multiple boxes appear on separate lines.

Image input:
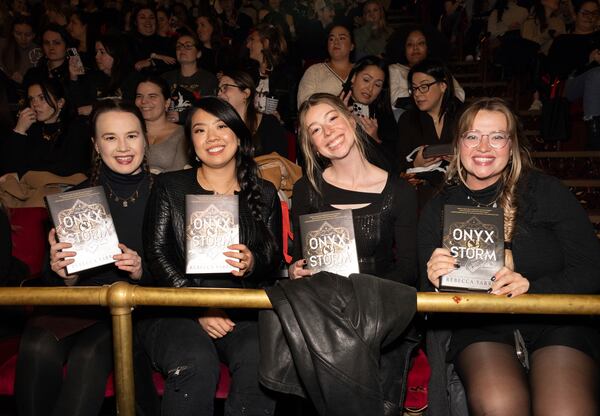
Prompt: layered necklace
<box><xmin>105</xmin><ymin>181</ymin><xmax>144</xmax><ymax>207</ymax></box>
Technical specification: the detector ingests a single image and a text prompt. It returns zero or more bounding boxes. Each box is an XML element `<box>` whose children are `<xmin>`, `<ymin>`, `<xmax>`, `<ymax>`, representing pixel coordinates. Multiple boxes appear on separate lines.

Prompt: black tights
<box><xmin>455</xmin><ymin>342</ymin><xmax>599</xmax><ymax>416</ymax></box>
<box><xmin>15</xmin><ymin>321</ymin><xmax>113</xmax><ymax>416</ymax></box>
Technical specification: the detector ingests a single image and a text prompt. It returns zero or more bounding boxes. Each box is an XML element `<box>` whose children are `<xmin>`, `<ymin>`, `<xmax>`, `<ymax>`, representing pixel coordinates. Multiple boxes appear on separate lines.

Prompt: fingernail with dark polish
<box><xmin>454</xmin><ymin>263</ymin><xmax>460</xmax><ymax>269</ymax></box>
<box><xmin>486</xmin><ymin>288</ymin><xmax>492</xmax><ymax>294</ymax></box>
<box><xmin>507</xmin><ymin>293</ymin><xmax>512</xmax><ymax>298</ymax></box>
<box><xmin>491</xmin><ymin>276</ymin><xmax>496</xmax><ymax>281</ymax></box>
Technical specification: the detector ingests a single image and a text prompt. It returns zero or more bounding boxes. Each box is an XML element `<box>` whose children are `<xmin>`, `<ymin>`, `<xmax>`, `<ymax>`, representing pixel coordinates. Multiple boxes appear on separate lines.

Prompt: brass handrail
<box><xmin>2</xmin><ymin>283</ymin><xmax>600</xmax><ymax>415</ymax></box>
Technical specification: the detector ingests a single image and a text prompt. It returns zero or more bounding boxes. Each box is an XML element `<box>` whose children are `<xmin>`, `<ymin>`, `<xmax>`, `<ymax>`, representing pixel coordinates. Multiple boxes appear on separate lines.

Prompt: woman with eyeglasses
<box><xmin>419</xmin><ymin>97</ymin><xmax>600</xmax><ymax>415</ymax></box>
<box><xmin>218</xmin><ymin>70</ymin><xmax>288</xmax><ymax>158</ymax></box>
<box><xmin>395</xmin><ymin>59</ymin><xmax>462</xmax><ymax>199</ymax></box>
<box><xmin>162</xmin><ymin>33</ymin><xmax>218</xmax><ymax>124</ymax></box>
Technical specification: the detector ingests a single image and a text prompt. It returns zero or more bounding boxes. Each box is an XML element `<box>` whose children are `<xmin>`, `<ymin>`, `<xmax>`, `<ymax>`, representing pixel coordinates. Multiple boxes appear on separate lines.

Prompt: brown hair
<box><xmin>297</xmin><ymin>93</ymin><xmax>366</xmax><ymax>194</ymax></box>
<box><xmin>446</xmin><ymin>97</ymin><xmax>533</xmax><ymax>269</ymax></box>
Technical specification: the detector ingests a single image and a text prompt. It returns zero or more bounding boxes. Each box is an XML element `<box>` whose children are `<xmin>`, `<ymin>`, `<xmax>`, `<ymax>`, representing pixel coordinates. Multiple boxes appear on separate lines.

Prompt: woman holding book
<box><xmin>15</xmin><ymin>99</ymin><xmax>153</xmax><ymax>416</ymax></box>
<box><xmin>138</xmin><ymin>96</ymin><xmax>282</xmax><ymax>416</ymax></box>
<box><xmin>419</xmin><ymin>97</ymin><xmax>600</xmax><ymax>415</ymax></box>
<box><xmin>289</xmin><ymin>92</ymin><xmax>418</xmax><ymax>411</ymax></box>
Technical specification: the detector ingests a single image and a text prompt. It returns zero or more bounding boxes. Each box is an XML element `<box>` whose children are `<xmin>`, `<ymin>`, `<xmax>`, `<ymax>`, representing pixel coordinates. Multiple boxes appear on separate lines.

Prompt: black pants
<box><xmin>15</xmin><ymin>320</ymin><xmax>113</xmax><ymax>416</ymax></box>
<box><xmin>136</xmin><ymin>315</ymin><xmax>276</xmax><ymax>416</ymax></box>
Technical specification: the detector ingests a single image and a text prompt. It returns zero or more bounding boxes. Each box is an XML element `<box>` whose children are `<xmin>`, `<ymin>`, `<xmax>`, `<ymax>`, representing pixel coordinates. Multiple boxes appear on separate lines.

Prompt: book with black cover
<box><xmin>440</xmin><ymin>204</ymin><xmax>504</xmax><ymax>292</ymax></box>
<box><xmin>185</xmin><ymin>195</ymin><xmax>239</xmax><ymax>274</ymax></box>
<box><xmin>45</xmin><ymin>186</ymin><xmax>121</xmax><ymax>274</ymax></box>
<box><xmin>299</xmin><ymin>209</ymin><xmax>359</xmax><ymax>277</ymax></box>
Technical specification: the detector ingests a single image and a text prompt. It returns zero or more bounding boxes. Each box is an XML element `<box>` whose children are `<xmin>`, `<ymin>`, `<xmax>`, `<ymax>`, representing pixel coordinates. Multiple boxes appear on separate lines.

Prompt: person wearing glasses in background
<box><xmin>395</xmin><ymin>59</ymin><xmax>463</xmax><ymax>206</ymax></box>
<box><xmin>162</xmin><ymin>33</ymin><xmax>218</xmax><ymax>125</ymax></box>
<box><xmin>419</xmin><ymin>97</ymin><xmax>600</xmax><ymax>415</ymax></box>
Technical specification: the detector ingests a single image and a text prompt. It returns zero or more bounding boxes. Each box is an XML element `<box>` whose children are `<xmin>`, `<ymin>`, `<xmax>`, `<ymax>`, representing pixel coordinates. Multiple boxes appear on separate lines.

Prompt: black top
<box><xmin>291</xmin><ymin>174</ymin><xmax>418</xmax><ymax>286</ymax></box>
<box><xmin>0</xmin><ymin>117</ymin><xmax>91</xmax><ymax>177</ymax></box>
<box><xmin>547</xmin><ymin>31</ymin><xmax>600</xmax><ymax>78</ymax></box>
<box><xmin>128</xmin><ymin>32</ymin><xmax>176</xmax><ymax>75</ymax></box>
<box><xmin>69</xmin><ymin>69</ymin><xmax>141</xmax><ymax>108</ymax></box>
<box><xmin>255</xmin><ymin>114</ymin><xmax>288</xmax><ymax>158</ymax></box>
<box><xmin>143</xmin><ymin>168</ymin><xmax>282</xmax><ymax>289</ymax></box>
<box><xmin>0</xmin><ymin>208</ymin><xmax>28</xmax><ymax>285</ymax></box>
<box><xmin>162</xmin><ymin>68</ymin><xmax>218</xmax><ymax>124</ymax></box>
<box><xmin>418</xmin><ymin>170</ymin><xmax>600</xmax><ymax>294</ymax></box>
<box><xmin>46</xmin><ymin>164</ymin><xmax>153</xmax><ymax>287</ymax></box>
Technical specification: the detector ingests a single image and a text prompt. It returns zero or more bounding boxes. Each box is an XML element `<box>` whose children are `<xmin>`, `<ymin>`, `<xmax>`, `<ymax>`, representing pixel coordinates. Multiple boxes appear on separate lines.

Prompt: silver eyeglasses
<box><xmin>461</xmin><ymin>130</ymin><xmax>511</xmax><ymax>149</ymax></box>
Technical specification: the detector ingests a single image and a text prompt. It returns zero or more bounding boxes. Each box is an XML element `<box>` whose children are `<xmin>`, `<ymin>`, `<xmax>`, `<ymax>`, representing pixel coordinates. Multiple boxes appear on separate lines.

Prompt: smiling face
<box><xmin>136</xmin><ymin>8</ymin><xmax>156</xmax><ymax>36</ymax></box>
<box><xmin>405</xmin><ymin>30</ymin><xmax>427</xmax><ymax>67</ymax></box>
<box><xmin>575</xmin><ymin>1</ymin><xmax>600</xmax><ymax>33</ymax></box>
<box><xmin>28</xmin><ymin>84</ymin><xmax>63</xmax><ymax>123</ymax></box>
<box><xmin>95</xmin><ymin>41</ymin><xmax>114</xmax><ymax>74</ymax></box>
<box><xmin>190</xmin><ymin>109</ymin><xmax>239</xmax><ymax>169</ymax></box>
<box><xmin>410</xmin><ymin>71</ymin><xmax>446</xmax><ymax>114</ymax></box>
<box><xmin>351</xmin><ymin>64</ymin><xmax>385</xmax><ymax>105</ymax></box>
<box><xmin>13</xmin><ymin>23</ymin><xmax>34</xmax><ymax>48</ymax></box>
<box><xmin>42</xmin><ymin>30</ymin><xmax>66</xmax><ymax>63</ymax></box>
<box><xmin>364</xmin><ymin>2</ymin><xmax>383</xmax><ymax>26</ymax></box>
<box><xmin>304</xmin><ymin>102</ymin><xmax>357</xmax><ymax>161</ymax></box>
<box><xmin>196</xmin><ymin>16</ymin><xmax>214</xmax><ymax>44</ymax></box>
<box><xmin>135</xmin><ymin>81</ymin><xmax>169</xmax><ymax>122</ymax></box>
<box><xmin>94</xmin><ymin>111</ymin><xmax>146</xmax><ymax>175</ymax></box>
<box><xmin>460</xmin><ymin>110</ymin><xmax>512</xmax><ymax>190</ymax></box>
<box><xmin>327</xmin><ymin>26</ymin><xmax>353</xmax><ymax>61</ymax></box>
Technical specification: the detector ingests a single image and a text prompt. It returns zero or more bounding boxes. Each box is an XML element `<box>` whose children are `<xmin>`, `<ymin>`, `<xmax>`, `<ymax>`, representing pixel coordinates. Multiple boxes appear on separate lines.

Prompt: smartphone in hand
<box><xmin>67</xmin><ymin>47</ymin><xmax>85</xmax><ymax>75</ymax></box>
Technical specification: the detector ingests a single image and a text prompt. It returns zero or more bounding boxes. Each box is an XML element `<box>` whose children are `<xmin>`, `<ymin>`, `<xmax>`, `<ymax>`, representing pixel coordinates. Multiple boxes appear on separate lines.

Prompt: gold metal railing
<box><xmin>2</xmin><ymin>283</ymin><xmax>600</xmax><ymax>415</ymax></box>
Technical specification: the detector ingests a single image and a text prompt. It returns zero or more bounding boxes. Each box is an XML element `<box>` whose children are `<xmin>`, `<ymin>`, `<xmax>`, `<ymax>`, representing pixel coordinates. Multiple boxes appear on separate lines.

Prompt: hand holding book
<box><xmin>288</xmin><ymin>259</ymin><xmax>312</xmax><ymax>280</ymax></box>
<box><xmin>48</xmin><ymin>228</ymin><xmax>79</xmax><ymax>285</ymax></box>
<box><xmin>223</xmin><ymin>244</ymin><xmax>254</xmax><ymax>278</ymax></box>
<box><xmin>489</xmin><ymin>266</ymin><xmax>530</xmax><ymax>297</ymax></box>
<box><xmin>114</xmin><ymin>243</ymin><xmax>143</xmax><ymax>281</ymax></box>
<box><xmin>426</xmin><ymin>247</ymin><xmax>458</xmax><ymax>289</ymax></box>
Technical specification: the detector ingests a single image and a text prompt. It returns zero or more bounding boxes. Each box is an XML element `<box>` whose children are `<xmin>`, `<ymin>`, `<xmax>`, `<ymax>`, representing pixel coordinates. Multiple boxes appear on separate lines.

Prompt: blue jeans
<box><xmin>565</xmin><ymin>66</ymin><xmax>600</xmax><ymax>119</ymax></box>
<box><xmin>136</xmin><ymin>315</ymin><xmax>276</xmax><ymax>416</ymax></box>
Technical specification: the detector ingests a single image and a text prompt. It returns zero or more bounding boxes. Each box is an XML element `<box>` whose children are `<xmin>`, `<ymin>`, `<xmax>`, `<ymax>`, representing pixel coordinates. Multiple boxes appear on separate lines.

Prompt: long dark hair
<box><xmin>407</xmin><ymin>59</ymin><xmax>457</xmax><ymax>121</ymax></box>
<box><xmin>96</xmin><ymin>34</ymin><xmax>133</xmax><ymax>97</ymax></box>
<box><xmin>185</xmin><ymin>97</ymin><xmax>277</xmax><ymax>257</ymax></box>
<box><xmin>1</xmin><ymin>14</ymin><xmax>35</xmax><ymax>76</ymax></box>
<box><xmin>136</xmin><ymin>74</ymin><xmax>171</xmax><ymax>101</ymax></box>
<box><xmin>89</xmin><ymin>99</ymin><xmax>151</xmax><ymax>186</ymax></box>
<box><xmin>346</xmin><ymin>55</ymin><xmax>392</xmax><ymax>119</ymax></box>
<box><xmin>26</xmin><ymin>78</ymin><xmax>69</xmax><ymax>121</ymax></box>
<box><xmin>494</xmin><ymin>0</ymin><xmax>509</xmax><ymax>23</ymax></box>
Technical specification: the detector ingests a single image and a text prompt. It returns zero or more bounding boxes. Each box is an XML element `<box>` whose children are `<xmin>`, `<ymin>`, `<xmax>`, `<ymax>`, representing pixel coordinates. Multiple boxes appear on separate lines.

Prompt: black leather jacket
<box><xmin>259</xmin><ymin>272</ymin><xmax>419</xmax><ymax>416</ymax></box>
<box><xmin>143</xmin><ymin>169</ymin><xmax>282</xmax><ymax>288</ymax></box>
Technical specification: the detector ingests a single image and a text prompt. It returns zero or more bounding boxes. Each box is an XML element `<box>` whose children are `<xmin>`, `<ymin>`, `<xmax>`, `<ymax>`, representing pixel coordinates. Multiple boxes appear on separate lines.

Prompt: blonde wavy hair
<box><xmin>446</xmin><ymin>97</ymin><xmax>533</xmax><ymax>270</ymax></box>
<box><xmin>297</xmin><ymin>93</ymin><xmax>367</xmax><ymax>194</ymax></box>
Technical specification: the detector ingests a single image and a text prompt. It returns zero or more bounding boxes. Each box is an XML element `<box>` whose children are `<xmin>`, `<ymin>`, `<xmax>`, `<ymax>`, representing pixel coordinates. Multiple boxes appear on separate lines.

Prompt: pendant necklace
<box><xmin>467</xmin><ymin>194</ymin><xmax>499</xmax><ymax>208</ymax></box>
<box><xmin>105</xmin><ymin>181</ymin><xmax>143</xmax><ymax>208</ymax></box>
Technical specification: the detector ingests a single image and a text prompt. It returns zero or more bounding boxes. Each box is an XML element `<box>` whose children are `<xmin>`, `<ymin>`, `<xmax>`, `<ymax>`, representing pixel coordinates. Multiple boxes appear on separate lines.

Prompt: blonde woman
<box><xmin>420</xmin><ymin>97</ymin><xmax>600</xmax><ymax>415</ymax></box>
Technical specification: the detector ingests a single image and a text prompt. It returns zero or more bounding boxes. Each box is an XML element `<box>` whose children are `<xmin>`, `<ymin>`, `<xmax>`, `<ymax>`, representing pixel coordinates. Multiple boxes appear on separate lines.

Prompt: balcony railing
<box><xmin>2</xmin><ymin>282</ymin><xmax>600</xmax><ymax>415</ymax></box>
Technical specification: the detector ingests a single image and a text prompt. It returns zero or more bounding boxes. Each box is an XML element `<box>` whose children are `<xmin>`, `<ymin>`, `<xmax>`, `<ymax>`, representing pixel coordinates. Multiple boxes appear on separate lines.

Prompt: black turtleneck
<box><xmin>54</xmin><ymin>164</ymin><xmax>154</xmax><ymax>286</ymax></box>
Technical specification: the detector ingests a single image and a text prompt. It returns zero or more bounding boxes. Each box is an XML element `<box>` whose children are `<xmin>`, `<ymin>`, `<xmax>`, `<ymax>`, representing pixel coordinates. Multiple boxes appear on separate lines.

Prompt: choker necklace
<box><xmin>105</xmin><ymin>181</ymin><xmax>143</xmax><ymax>207</ymax></box>
<box><xmin>467</xmin><ymin>194</ymin><xmax>499</xmax><ymax>208</ymax></box>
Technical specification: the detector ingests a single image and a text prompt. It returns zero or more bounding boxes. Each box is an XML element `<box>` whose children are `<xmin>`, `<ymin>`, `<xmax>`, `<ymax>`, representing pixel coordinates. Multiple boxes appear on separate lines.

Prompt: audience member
<box><xmin>138</xmin><ymin>96</ymin><xmax>282</xmax><ymax>416</ymax></box>
<box><xmin>0</xmin><ymin>14</ymin><xmax>40</xmax><ymax>84</ymax></box>
<box><xmin>14</xmin><ymin>100</ymin><xmax>152</xmax><ymax>416</ymax></box>
<box><xmin>135</xmin><ymin>76</ymin><xmax>188</xmax><ymax>174</ymax></box>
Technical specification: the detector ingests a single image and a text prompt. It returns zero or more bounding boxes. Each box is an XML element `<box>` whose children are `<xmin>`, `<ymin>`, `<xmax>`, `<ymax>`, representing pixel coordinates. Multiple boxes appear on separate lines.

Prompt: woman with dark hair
<box><xmin>343</xmin><ymin>55</ymin><xmax>397</xmax><ymax>168</ymax></box>
<box><xmin>420</xmin><ymin>97</ymin><xmax>600</xmax><ymax>415</ymax></box>
<box><xmin>297</xmin><ymin>24</ymin><xmax>355</xmax><ymax>106</ymax></box>
<box><xmin>388</xmin><ymin>26</ymin><xmax>464</xmax><ymax>116</ymax></box>
<box><xmin>396</xmin><ymin>59</ymin><xmax>462</xmax><ymax>184</ymax></box>
<box><xmin>218</xmin><ymin>70</ymin><xmax>288</xmax><ymax>157</ymax></box>
<box><xmin>15</xmin><ymin>99</ymin><xmax>153</xmax><ymax>416</ymax></box>
<box><xmin>23</xmin><ymin>24</ymin><xmax>76</xmax><ymax>87</ymax></box>
<box><xmin>195</xmin><ymin>13</ymin><xmax>232</xmax><ymax>73</ymax></box>
<box><xmin>0</xmin><ymin>79</ymin><xmax>90</xmax><ymax>178</ymax></box>
<box><xmin>0</xmin><ymin>14</ymin><xmax>40</xmax><ymax>84</ymax></box>
<box><xmin>129</xmin><ymin>6</ymin><xmax>176</xmax><ymax>75</ymax></box>
<box><xmin>245</xmin><ymin>22</ymin><xmax>297</xmax><ymax>126</ymax></box>
<box><xmin>521</xmin><ymin>0</ymin><xmax>566</xmax><ymax>56</ymax></box>
<box><xmin>135</xmin><ymin>75</ymin><xmax>187</xmax><ymax>174</ymax></box>
<box><xmin>162</xmin><ymin>32</ymin><xmax>218</xmax><ymax>124</ymax></box>
<box><xmin>138</xmin><ymin>96</ymin><xmax>282</xmax><ymax>416</ymax></box>
<box><xmin>487</xmin><ymin>0</ymin><xmax>529</xmax><ymax>40</ymax></box>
